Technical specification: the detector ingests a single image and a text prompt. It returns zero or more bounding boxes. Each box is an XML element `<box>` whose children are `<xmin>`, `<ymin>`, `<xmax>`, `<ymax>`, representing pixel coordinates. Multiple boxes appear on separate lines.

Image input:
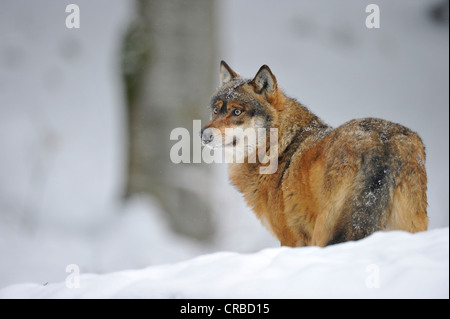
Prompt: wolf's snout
<box><xmin>200</xmin><ymin>128</ymin><xmax>214</xmax><ymax>145</ymax></box>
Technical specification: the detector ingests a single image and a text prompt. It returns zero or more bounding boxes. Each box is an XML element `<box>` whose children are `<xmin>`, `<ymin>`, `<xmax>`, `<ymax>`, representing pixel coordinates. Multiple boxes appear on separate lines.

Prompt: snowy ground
<box><xmin>1</xmin><ymin>228</ymin><xmax>447</xmax><ymax>299</ymax></box>
<box><xmin>0</xmin><ymin>0</ymin><xmax>448</xmax><ymax>296</ymax></box>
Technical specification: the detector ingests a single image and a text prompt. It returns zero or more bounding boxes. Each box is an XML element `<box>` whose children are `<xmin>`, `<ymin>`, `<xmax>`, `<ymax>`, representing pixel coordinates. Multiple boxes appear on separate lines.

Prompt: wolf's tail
<box><xmin>328</xmin><ymin>136</ymin><xmax>428</xmax><ymax>245</ymax></box>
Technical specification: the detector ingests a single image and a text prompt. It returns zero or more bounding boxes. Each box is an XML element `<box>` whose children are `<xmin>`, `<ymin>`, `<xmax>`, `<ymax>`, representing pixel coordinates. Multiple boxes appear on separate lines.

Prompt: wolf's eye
<box><xmin>213</xmin><ymin>107</ymin><xmax>218</xmax><ymax>114</ymax></box>
<box><xmin>233</xmin><ymin>109</ymin><xmax>242</xmax><ymax>116</ymax></box>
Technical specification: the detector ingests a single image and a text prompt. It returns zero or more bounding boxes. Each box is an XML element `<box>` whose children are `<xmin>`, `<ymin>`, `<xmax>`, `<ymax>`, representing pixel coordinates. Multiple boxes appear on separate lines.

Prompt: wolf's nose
<box><xmin>200</xmin><ymin>128</ymin><xmax>214</xmax><ymax>144</ymax></box>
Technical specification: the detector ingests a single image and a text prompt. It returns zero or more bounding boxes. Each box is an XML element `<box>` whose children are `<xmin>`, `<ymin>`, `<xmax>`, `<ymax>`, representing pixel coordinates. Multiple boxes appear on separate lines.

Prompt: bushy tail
<box><xmin>328</xmin><ymin>138</ymin><xmax>428</xmax><ymax>245</ymax></box>
<box><xmin>328</xmin><ymin>149</ymin><xmax>398</xmax><ymax>245</ymax></box>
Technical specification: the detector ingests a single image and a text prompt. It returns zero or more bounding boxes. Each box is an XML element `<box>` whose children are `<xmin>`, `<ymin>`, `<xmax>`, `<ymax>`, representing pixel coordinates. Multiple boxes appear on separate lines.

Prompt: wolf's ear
<box><xmin>220</xmin><ymin>61</ymin><xmax>239</xmax><ymax>86</ymax></box>
<box><xmin>251</xmin><ymin>65</ymin><xmax>277</xmax><ymax>96</ymax></box>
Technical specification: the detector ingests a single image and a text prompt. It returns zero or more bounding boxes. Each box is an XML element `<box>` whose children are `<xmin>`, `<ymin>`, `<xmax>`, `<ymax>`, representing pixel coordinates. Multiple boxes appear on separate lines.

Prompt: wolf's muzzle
<box><xmin>200</xmin><ymin>128</ymin><xmax>214</xmax><ymax>145</ymax></box>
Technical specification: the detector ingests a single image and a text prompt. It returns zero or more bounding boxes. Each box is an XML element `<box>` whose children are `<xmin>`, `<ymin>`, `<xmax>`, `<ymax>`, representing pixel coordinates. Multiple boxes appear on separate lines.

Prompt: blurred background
<box><xmin>0</xmin><ymin>0</ymin><xmax>448</xmax><ymax>288</ymax></box>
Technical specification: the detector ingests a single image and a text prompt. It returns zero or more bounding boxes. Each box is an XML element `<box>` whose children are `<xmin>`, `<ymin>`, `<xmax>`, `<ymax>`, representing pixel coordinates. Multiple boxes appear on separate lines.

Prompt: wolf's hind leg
<box><xmin>386</xmin><ymin>164</ymin><xmax>428</xmax><ymax>232</ymax></box>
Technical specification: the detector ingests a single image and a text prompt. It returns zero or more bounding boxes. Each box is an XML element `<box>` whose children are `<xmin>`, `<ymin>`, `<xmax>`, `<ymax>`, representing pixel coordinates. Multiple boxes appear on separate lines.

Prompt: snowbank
<box><xmin>1</xmin><ymin>227</ymin><xmax>447</xmax><ymax>299</ymax></box>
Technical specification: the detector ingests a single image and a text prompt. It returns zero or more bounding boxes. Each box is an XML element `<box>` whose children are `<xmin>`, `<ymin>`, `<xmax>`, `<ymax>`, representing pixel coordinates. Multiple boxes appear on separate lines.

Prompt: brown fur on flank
<box><xmin>201</xmin><ymin>61</ymin><xmax>428</xmax><ymax>247</ymax></box>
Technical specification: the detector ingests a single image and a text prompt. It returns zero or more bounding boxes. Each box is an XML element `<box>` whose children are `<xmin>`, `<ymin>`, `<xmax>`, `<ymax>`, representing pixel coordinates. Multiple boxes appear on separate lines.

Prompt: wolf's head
<box><xmin>201</xmin><ymin>61</ymin><xmax>285</xmax><ymax>158</ymax></box>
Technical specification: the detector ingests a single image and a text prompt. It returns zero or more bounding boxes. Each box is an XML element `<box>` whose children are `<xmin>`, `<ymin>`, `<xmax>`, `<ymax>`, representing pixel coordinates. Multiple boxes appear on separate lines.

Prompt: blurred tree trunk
<box><xmin>122</xmin><ymin>0</ymin><xmax>216</xmax><ymax>240</ymax></box>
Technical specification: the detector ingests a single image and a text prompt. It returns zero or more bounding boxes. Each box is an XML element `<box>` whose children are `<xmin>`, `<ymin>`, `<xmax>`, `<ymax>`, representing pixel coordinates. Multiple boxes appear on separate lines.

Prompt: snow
<box><xmin>0</xmin><ymin>0</ymin><xmax>130</xmax><ymax>228</ymax></box>
<box><xmin>1</xmin><ymin>228</ymin><xmax>447</xmax><ymax>299</ymax></box>
<box><xmin>0</xmin><ymin>196</ymin><xmax>209</xmax><ymax>287</ymax></box>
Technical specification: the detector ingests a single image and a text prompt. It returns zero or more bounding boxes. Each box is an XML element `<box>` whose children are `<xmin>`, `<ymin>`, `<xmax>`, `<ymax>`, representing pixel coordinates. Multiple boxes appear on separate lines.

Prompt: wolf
<box><xmin>201</xmin><ymin>61</ymin><xmax>428</xmax><ymax>247</ymax></box>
